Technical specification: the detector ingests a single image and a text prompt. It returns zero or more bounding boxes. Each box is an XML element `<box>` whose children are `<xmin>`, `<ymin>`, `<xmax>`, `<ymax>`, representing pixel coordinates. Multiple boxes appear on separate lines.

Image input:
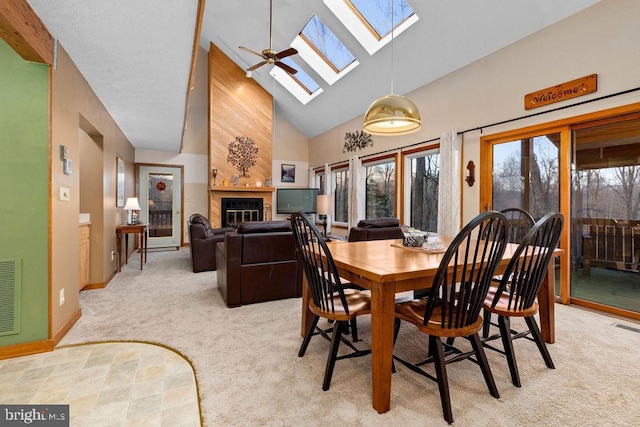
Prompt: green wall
<box><xmin>0</xmin><ymin>39</ymin><xmax>49</xmax><ymax>345</ymax></box>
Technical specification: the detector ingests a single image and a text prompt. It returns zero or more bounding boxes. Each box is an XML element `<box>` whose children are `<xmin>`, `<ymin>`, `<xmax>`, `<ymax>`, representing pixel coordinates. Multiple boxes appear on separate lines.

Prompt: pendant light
<box><xmin>363</xmin><ymin>0</ymin><xmax>421</xmax><ymax>136</ymax></box>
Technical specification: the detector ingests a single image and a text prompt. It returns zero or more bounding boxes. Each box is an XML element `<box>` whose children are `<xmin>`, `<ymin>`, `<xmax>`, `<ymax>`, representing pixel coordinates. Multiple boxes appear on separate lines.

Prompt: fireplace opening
<box><xmin>221</xmin><ymin>198</ymin><xmax>263</xmax><ymax>228</ymax></box>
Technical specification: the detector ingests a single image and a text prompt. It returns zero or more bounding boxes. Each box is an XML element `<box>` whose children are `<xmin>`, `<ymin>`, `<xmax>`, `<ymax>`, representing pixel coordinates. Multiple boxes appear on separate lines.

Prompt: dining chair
<box><xmin>482</xmin><ymin>211</ymin><xmax>564</xmax><ymax>387</ymax></box>
<box><xmin>392</xmin><ymin>211</ymin><xmax>508</xmax><ymax>424</ymax></box>
<box><xmin>500</xmin><ymin>207</ymin><xmax>535</xmax><ymax>243</ymax></box>
<box><xmin>291</xmin><ymin>212</ymin><xmax>371</xmax><ymax>391</ymax></box>
<box><xmin>483</xmin><ymin>207</ymin><xmax>536</xmax><ymax>337</ymax></box>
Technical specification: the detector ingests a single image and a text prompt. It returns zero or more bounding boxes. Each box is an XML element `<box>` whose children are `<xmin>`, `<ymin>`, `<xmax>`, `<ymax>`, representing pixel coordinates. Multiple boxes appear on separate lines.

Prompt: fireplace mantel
<box><xmin>211</xmin><ymin>186</ymin><xmax>275</xmax><ymax>193</ymax></box>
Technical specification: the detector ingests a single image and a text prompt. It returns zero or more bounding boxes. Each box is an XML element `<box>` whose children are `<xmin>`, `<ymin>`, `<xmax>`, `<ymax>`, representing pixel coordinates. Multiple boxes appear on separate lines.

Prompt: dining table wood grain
<box><xmin>300</xmin><ymin>237</ymin><xmax>561</xmax><ymax>414</ymax></box>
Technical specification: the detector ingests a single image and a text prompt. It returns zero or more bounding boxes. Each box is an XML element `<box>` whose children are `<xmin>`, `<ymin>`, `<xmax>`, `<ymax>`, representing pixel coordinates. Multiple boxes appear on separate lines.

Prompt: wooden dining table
<box><xmin>300</xmin><ymin>237</ymin><xmax>561</xmax><ymax>414</ymax></box>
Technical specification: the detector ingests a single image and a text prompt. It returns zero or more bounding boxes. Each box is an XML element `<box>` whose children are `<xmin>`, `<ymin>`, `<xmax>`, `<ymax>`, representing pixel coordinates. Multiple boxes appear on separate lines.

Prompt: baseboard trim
<box><xmin>0</xmin><ymin>339</ymin><xmax>54</xmax><ymax>360</ymax></box>
<box><xmin>53</xmin><ymin>308</ymin><xmax>82</xmax><ymax>346</ymax></box>
<box><xmin>82</xmin><ymin>282</ymin><xmax>106</xmax><ymax>290</ymax></box>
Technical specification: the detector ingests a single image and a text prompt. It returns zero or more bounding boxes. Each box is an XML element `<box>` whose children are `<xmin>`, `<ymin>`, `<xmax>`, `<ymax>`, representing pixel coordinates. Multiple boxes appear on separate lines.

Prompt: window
<box><xmin>271</xmin><ymin>57</ymin><xmax>323</xmax><ymax>105</ymax></box>
<box><xmin>313</xmin><ymin>169</ymin><xmax>326</xmax><ymax>194</ymax></box>
<box><xmin>365</xmin><ymin>157</ymin><xmax>396</xmax><ymax>218</ymax></box>
<box><xmin>292</xmin><ymin>15</ymin><xmax>359</xmax><ymax>85</ymax></box>
<box><xmin>325</xmin><ymin>0</ymin><xmax>419</xmax><ymax>55</ymax></box>
<box><xmin>333</xmin><ymin>167</ymin><xmax>349</xmax><ymax>222</ymax></box>
<box><xmin>404</xmin><ymin>148</ymin><xmax>439</xmax><ymax>232</ymax></box>
<box><xmin>491</xmin><ymin>135</ymin><xmax>560</xmax><ymax>218</ymax></box>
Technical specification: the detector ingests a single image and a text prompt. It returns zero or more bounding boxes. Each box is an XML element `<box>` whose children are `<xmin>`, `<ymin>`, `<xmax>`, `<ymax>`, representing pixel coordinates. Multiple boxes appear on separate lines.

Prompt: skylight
<box><xmin>270</xmin><ymin>58</ymin><xmax>323</xmax><ymax>105</ymax></box>
<box><xmin>291</xmin><ymin>15</ymin><xmax>359</xmax><ymax>85</ymax></box>
<box><xmin>324</xmin><ymin>0</ymin><xmax>419</xmax><ymax>55</ymax></box>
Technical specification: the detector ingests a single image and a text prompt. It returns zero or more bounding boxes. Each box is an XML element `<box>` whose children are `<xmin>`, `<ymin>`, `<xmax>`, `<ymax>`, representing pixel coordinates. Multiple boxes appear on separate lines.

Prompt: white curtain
<box><xmin>348</xmin><ymin>156</ymin><xmax>365</xmax><ymax>229</ymax></box>
<box><xmin>437</xmin><ymin>130</ymin><xmax>462</xmax><ymax>236</ymax></box>
<box><xmin>324</xmin><ymin>163</ymin><xmax>334</xmax><ymax>233</ymax></box>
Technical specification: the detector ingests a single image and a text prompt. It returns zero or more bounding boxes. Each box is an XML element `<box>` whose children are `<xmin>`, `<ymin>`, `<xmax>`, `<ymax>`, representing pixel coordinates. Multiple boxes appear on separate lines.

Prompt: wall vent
<box><xmin>0</xmin><ymin>258</ymin><xmax>21</xmax><ymax>336</ymax></box>
<box><xmin>612</xmin><ymin>322</ymin><xmax>640</xmax><ymax>334</ymax></box>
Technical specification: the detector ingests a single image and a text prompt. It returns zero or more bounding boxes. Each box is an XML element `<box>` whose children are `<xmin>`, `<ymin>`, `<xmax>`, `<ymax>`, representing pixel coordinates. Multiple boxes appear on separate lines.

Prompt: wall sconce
<box><xmin>212</xmin><ymin>168</ymin><xmax>218</xmax><ymax>186</ymax></box>
<box><xmin>465</xmin><ymin>161</ymin><xmax>475</xmax><ymax>187</ymax></box>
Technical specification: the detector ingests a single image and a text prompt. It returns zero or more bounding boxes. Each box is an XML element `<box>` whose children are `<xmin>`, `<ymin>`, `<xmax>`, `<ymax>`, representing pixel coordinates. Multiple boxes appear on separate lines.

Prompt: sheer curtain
<box><xmin>437</xmin><ymin>130</ymin><xmax>462</xmax><ymax>236</ymax></box>
<box><xmin>348</xmin><ymin>156</ymin><xmax>365</xmax><ymax>229</ymax></box>
<box><xmin>324</xmin><ymin>163</ymin><xmax>334</xmax><ymax>233</ymax></box>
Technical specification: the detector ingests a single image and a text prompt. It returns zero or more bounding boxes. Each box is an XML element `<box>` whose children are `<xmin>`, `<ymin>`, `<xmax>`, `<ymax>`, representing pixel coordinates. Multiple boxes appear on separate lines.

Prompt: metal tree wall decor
<box><xmin>343</xmin><ymin>130</ymin><xmax>373</xmax><ymax>153</ymax></box>
<box><xmin>227</xmin><ymin>136</ymin><xmax>258</xmax><ymax>177</ymax></box>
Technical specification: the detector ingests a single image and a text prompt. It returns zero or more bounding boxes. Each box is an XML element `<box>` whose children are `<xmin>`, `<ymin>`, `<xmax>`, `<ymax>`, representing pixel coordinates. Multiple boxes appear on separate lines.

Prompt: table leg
<box><xmin>117</xmin><ymin>231</ymin><xmax>122</xmax><ymax>273</ymax></box>
<box><xmin>537</xmin><ymin>263</ymin><xmax>556</xmax><ymax>344</ymax></box>
<box><xmin>370</xmin><ymin>280</ymin><xmax>395</xmax><ymax>414</ymax></box>
<box><xmin>139</xmin><ymin>230</ymin><xmax>143</xmax><ymax>270</ymax></box>
<box><xmin>144</xmin><ymin>229</ymin><xmax>148</xmax><ymax>263</ymax></box>
<box><xmin>125</xmin><ymin>234</ymin><xmax>129</xmax><ymax>265</ymax></box>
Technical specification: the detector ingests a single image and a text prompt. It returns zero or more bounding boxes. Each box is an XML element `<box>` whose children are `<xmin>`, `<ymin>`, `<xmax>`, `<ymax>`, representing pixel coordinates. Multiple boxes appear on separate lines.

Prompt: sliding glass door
<box><xmin>571</xmin><ymin>117</ymin><xmax>640</xmax><ymax>314</ymax></box>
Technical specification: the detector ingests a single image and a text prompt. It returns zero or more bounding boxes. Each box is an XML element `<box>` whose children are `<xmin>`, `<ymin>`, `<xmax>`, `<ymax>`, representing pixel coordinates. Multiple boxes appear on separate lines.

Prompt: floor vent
<box><xmin>0</xmin><ymin>258</ymin><xmax>21</xmax><ymax>336</ymax></box>
<box><xmin>612</xmin><ymin>322</ymin><xmax>640</xmax><ymax>334</ymax></box>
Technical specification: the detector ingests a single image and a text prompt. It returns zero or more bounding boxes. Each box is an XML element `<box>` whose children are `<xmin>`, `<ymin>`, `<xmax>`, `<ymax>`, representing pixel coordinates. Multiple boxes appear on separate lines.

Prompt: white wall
<box><xmin>309</xmin><ymin>0</ymin><xmax>640</xmax><ymax>225</ymax></box>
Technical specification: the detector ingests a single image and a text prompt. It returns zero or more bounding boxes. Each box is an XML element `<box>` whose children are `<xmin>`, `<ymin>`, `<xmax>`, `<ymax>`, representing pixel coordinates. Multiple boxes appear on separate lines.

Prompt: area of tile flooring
<box><xmin>0</xmin><ymin>342</ymin><xmax>201</xmax><ymax>426</ymax></box>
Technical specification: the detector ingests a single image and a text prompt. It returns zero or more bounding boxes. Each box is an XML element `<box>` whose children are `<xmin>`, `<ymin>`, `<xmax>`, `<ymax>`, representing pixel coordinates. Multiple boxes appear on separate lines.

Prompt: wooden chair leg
<box><xmin>298</xmin><ymin>315</ymin><xmax>319</xmax><ymax>357</ymax></box>
<box><xmin>525</xmin><ymin>316</ymin><xmax>555</xmax><ymax>369</ymax></box>
<box><xmin>469</xmin><ymin>333</ymin><xmax>500</xmax><ymax>398</ymax></box>
<box><xmin>498</xmin><ymin>315</ymin><xmax>521</xmax><ymax>387</ymax></box>
<box><xmin>482</xmin><ymin>308</ymin><xmax>491</xmax><ymax>338</ymax></box>
<box><xmin>323</xmin><ymin>321</ymin><xmax>345</xmax><ymax>391</ymax></box>
<box><xmin>430</xmin><ymin>336</ymin><xmax>453</xmax><ymax>424</ymax></box>
<box><xmin>350</xmin><ymin>318</ymin><xmax>359</xmax><ymax>342</ymax></box>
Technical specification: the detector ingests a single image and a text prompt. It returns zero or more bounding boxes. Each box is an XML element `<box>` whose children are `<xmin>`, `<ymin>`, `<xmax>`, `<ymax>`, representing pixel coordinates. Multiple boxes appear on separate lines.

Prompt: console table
<box><xmin>116</xmin><ymin>223</ymin><xmax>148</xmax><ymax>272</ymax></box>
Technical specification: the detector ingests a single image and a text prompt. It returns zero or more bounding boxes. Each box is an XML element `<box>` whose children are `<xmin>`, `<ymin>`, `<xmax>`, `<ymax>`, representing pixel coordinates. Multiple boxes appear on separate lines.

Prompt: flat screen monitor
<box><xmin>276</xmin><ymin>188</ymin><xmax>319</xmax><ymax>214</ymax></box>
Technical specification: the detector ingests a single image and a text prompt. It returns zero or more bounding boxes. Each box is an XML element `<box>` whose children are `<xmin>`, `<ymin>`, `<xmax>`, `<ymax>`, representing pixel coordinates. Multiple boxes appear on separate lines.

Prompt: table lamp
<box><xmin>124</xmin><ymin>197</ymin><xmax>141</xmax><ymax>224</ymax></box>
<box><xmin>316</xmin><ymin>194</ymin><xmax>333</xmax><ymax>237</ymax></box>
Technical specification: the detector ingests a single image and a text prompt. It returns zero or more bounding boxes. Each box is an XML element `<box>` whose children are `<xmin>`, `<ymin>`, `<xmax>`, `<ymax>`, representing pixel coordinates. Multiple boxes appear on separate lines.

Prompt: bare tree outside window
<box><xmin>334</xmin><ymin>169</ymin><xmax>349</xmax><ymax>222</ymax></box>
<box><xmin>365</xmin><ymin>160</ymin><xmax>395</xmax><ymax>218</ymax></box>
<box><xmin>410</xmin><ymin>153</ymin><xmax>439</xmax><ymax>232</ymax></box>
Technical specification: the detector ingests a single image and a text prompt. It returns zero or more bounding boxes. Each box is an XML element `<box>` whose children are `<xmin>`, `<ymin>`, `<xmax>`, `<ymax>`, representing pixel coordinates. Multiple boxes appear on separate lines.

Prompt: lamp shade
<box><xmin>123</xmin><ymin>197</ymin><xmax>141</xmax><ymax>211</ymax></box>
<box><xmin>363</xmin><ymin>94</ymin><xmax>422</xmax><ymax>136</ymax></box>
<box><xmin>316</xmin><ymin>195</ymin><xmax>332</xmax><ymax>216</ymax></box>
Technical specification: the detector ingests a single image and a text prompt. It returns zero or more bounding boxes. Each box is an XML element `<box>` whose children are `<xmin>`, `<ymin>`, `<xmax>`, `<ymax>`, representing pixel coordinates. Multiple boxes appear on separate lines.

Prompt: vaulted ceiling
<box><xmin>27</xmin><ymin>0</ymin><xmax>601</xmax><ymax>152</ymax></box>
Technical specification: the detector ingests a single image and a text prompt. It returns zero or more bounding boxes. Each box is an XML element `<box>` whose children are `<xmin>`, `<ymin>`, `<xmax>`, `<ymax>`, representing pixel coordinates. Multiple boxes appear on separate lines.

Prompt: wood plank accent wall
<box><xmin>208</xmin><ymin>43</ymin><xmax>273</xmax><ymax>228</ymax></box>
<box><xmin>0</xmin><ymin>0</ymin><xmax>53</xmax><ymax>64</ymax></box>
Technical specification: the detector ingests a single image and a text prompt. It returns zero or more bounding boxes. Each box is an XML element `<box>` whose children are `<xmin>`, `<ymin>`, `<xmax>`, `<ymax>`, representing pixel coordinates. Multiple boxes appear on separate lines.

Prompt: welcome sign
<box><xmin>524</xmin><ymin>74</ymin><xmax>597</xmax><ymax>110</ymax></box>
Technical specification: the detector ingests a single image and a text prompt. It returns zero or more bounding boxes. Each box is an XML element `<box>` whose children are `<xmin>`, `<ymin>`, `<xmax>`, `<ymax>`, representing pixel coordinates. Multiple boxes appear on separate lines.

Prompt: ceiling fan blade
<box><xmin>239</xmin><ymin>46</ymin><xmax>265</xmax><ymax>58</ymax></box>
<box><xmin>247</xmin><ymin>61</ymin><xmax>268</xmax><ymax>72</ymax></box>
<box><xmin>275</xmin><ymin>61</ymin><xmax>298</xmax><ymax>75</ymax></box>
<box><xmin>275</xmin><ymin>47</ymin><xmax>298</xmax><ymax>60</ymax></box>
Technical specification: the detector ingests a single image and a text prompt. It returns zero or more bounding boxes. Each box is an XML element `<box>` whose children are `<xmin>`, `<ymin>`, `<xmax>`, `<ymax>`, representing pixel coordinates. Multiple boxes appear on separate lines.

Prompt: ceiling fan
<box><xmin>239</xmin><ymin>0</ymin><xmax>298</xmax><ymax>75</ymax></box>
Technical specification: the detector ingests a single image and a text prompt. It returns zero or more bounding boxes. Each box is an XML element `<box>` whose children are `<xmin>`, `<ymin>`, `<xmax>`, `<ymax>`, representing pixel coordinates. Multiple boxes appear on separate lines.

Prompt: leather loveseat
<box><xmin>188</xmin><ymin>214</ymin><xmax>235</xmax><ymax>272</ymax></box>
<box><xmin>347</xmin><ymin>217</ymin><xmax>404</xmax><ymax>242</ymax></box>
<box><xmin>216</xmin><ymin>220</ymin><xmax>302</xmax><ymax>307</ymax></box>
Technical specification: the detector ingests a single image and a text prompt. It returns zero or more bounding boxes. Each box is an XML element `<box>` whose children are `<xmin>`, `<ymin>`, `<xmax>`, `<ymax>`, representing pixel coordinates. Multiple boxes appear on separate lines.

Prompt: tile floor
<box><xmin>0</xmin><ymin>342</ymin><xmax>201</xmax><ymax>426</ymax></box>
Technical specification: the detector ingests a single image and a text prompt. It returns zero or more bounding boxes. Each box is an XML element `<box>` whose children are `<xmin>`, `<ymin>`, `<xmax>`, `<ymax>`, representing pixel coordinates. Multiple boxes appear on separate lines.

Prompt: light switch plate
<box><xmin>60</xmin><ymin>187</ymin><xmax>70</xmax><ymax>201</ymax></box>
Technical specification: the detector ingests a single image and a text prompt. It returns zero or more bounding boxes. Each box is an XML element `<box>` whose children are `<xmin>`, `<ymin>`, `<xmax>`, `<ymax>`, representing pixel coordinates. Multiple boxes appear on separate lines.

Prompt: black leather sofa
<box><xmin>188</xmin><ymin>214</ymin><xmax>235</xmax><ymax>272</ymax></box>
<box><xmin>216</xmin><ymin>221</ymin><xmax>302</xmax><ymax>307</ymax></box>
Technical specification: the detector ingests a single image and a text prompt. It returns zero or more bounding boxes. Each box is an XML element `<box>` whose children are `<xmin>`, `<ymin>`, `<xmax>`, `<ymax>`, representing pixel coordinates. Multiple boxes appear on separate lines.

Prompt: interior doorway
<box><xmin>137</xmin><ymin>164</ymin><xmax>184</xmax><ymax>249</ymax></box>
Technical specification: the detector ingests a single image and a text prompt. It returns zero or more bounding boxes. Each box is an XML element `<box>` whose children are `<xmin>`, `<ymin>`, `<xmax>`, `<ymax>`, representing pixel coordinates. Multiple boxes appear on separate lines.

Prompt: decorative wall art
<box><xmin>343</xmin><ymin>130</ymin><xmax>373</xmax><ymax>153</ymax></box>
<box><xmin>227</xmin><ymin>136</ymin><xmax>258</xmax><ymax>177</ymax></box>
<box><xmin>116</xmin><ymin>157</ymin><xmax>125</xmax><ymax>207</ymax></box>
<box><xmin>281</xmin><ymin>164</ymin><xmax>295</xmax><ymax>183</ymax></box>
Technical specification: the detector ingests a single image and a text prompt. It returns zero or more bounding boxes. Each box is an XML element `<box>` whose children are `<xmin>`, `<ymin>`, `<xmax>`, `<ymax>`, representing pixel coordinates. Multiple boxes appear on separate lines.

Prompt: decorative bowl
<box><xmin>402</xmin><ymin>231</ymin><xmax>429</xmax><ymax>247</ymax></box>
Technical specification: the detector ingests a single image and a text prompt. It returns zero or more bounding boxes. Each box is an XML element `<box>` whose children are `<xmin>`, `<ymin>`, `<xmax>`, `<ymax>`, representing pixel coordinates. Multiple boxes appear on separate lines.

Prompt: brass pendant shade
<box><xmin>363</xmin><ymin>94</ymin><xmax>421</xmax><ymax>136</ymax></box>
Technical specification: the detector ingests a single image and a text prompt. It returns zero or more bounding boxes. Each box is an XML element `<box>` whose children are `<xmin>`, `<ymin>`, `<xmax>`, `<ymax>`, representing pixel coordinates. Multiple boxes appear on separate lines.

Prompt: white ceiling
<box><xmin>27</xmin><ymin>0</ymin><xmax>601</xmax><ymax>153</ymax></box>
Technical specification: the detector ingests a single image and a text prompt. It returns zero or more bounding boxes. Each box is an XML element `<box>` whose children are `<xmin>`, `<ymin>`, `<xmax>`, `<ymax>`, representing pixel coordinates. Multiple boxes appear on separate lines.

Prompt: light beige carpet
<box><xmin>59</xmin><ymin>248</ymin><xmax>640</xmax><ymax>426</ymax></box>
